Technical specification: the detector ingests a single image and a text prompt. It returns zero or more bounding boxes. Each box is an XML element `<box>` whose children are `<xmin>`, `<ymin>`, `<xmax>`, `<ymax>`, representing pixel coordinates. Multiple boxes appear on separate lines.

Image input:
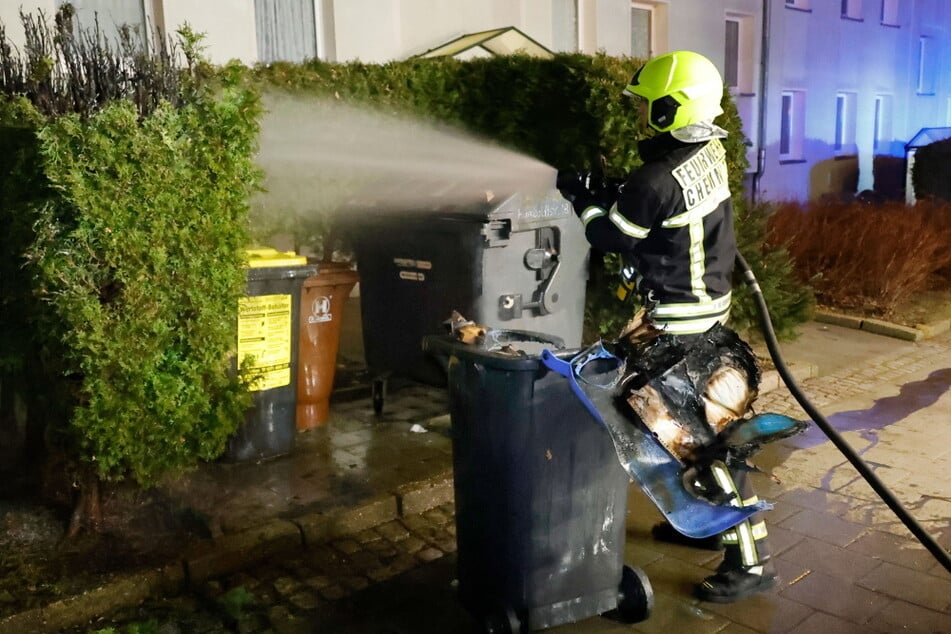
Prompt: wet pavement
<box><xmin>157</xmin><ymin>381</ymin><xmax>454</xmax><ymax>537</ymax></box>
<box><xmin>2</xmin><ymin>316</ymin><xmax>951</xmax><ymax>633</ymax></box>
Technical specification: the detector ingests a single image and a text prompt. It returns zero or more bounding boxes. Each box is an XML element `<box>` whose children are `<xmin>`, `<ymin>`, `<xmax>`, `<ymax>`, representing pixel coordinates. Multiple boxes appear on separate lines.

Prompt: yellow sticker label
<box><xmin>238</xmin><ymin>294</ymin><xmax>293</xmax><ymax>392</ymax></box>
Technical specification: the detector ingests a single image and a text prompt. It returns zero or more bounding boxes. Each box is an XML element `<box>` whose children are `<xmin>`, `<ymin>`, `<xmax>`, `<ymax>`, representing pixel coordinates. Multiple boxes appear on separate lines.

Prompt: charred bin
<box><xmin>339</xmin><ymin>189</ymin><xmax>588</xmax><ymax>413</ymax></box>
<box><xmin>422</xmin><ymin>330</ymin><xmax>653</xmax><ymax>633</ymax></box>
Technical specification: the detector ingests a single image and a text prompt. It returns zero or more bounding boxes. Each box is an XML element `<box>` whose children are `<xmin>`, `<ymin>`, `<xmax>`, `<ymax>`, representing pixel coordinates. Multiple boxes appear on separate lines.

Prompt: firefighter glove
<box><xmin>570</xmin><ymin>182</ymin><xmax>620</xmax><ymax>217</ymax></box>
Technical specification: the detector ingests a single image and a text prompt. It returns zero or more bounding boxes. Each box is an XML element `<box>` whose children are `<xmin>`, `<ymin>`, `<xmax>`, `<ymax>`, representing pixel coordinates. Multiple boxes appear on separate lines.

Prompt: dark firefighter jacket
<box><xmin>581</xmin><ymin>133</ymin><xmax>737</xmax><ymax>335</ymax></box>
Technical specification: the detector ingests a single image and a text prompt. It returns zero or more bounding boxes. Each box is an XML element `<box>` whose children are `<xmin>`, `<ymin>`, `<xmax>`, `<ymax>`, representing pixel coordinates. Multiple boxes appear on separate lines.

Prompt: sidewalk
<box><xmin>1</xmin><ymin>314</ymin><xmax>949</xmax><ymax>633</ymax></box>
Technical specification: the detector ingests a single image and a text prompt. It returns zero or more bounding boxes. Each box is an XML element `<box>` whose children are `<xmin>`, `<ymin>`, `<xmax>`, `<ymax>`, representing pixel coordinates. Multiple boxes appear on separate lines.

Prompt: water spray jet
<box><xmin>252</xmin><ymin>93</ymin><xmax>558</xmax><ymax>253</ymax></box>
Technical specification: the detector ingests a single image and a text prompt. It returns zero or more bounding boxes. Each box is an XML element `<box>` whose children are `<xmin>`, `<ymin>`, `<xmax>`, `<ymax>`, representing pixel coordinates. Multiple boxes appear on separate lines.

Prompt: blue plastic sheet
<box><xmin>541</xmin><ymin>343</ymin><xmax>769</xmax><ymax>539</ymax></box>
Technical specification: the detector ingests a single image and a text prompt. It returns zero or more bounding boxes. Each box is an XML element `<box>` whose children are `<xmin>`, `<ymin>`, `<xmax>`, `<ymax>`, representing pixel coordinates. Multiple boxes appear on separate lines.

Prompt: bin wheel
<box><xmin>616</xmin><ymin>565</ymin><xmax>654</xmax><ymax>623</ymax></box>
<box><xmin>482</xmin><ymin>605</ymin><xmax>521</xmax><ymax>634</ymax></box>
<box><xmin>372</xmin><ymin>378</ymin><xmax>386</xmax><ymax>416</ymax></box>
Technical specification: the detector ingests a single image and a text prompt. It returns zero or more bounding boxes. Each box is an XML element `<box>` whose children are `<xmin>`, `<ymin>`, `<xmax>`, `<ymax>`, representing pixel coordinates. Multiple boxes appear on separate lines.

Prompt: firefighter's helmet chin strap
<box><xmin>735</xmin><ymin>251</ymin><xmax>951</xmax><ymax>574</ymax></box>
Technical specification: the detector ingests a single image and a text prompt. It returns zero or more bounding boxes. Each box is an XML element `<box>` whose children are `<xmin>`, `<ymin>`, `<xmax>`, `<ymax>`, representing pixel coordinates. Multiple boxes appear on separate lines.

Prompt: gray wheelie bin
<box><xmin>339</xmin><ymin>189</ymin><xmax>588</xmax><ymax>413</ymax></box>
<box><xmin>422</xmin><ymin>330</ymin><xmax>653</xmax><ymax>633</ymax></box>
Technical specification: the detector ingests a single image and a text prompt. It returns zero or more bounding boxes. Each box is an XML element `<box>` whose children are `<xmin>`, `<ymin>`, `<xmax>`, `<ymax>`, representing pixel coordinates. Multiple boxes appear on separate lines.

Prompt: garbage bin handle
<box><xmin>534</xmin><ymin>255</ymin><xmax>560</xmax><ymax>315</ymax></box>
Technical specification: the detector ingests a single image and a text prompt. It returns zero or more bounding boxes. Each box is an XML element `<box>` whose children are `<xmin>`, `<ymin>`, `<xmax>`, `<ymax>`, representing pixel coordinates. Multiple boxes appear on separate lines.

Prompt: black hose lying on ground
<box><xmin>736</xmin><ymin>252</ymin><xmax>951</xmax><ymax>574</ymax></box>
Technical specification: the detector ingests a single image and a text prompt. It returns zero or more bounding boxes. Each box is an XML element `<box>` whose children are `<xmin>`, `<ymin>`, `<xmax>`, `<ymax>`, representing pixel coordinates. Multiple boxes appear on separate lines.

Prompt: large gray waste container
<box><xmin>340</xmin><ymin>189</ymin><xmax>589</xmax><ymax>409</ymax></box>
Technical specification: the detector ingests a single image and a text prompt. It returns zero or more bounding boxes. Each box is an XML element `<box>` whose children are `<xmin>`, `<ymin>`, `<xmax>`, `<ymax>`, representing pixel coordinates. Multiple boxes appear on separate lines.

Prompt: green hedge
<box><xmin>253</xmin><ymin>54</ymin><xmax>812</xmax><ymax>340</ymax></box>
<box><xmin>0</xmin><ymin>13</ymin><xmax>259</xmax><ymax>486</ymax></box>
<box><xmin>31</xmin><ymin>83</ymin><xmax>258</xmax><ymax>484</ymax></box>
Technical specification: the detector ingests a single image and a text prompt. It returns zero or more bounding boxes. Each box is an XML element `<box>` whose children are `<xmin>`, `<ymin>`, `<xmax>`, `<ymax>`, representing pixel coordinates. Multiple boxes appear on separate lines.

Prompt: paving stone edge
<box><xmin>815</xmin><ymin>309</ymin><xmax>950</xmax><ymax>342</ymax></box>
<box><xmin>0</xmin><ymin>469</ymin><xmax>455</xmax><ymax>634</ymax></box>
<box><xmin>758</xmin><ymin>309</ymin><xmax>950</xmax><ymax>395</ymax></box>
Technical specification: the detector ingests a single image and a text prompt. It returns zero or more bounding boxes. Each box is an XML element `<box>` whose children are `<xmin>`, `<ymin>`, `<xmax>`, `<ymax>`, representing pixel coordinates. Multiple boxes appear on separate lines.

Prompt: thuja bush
<box><xmin>766</xmin><ymin>199</ymin><xmax>951</xmax><ymax>316</ymax></box>
<box><xmin>1</xmin><ymin>7</ymin><xmax>187</xmax><ymax>381</ymax></box>
<box><xmin>253</xmin><ymin>54</ymin><xmax>812</xmax><ymax>340</ymax></box>
<box><xmin>249</xmin><ymin>55</ymin><xmax>607</xmax><ymax>254</ymax></box>
<box><xmin>731</xmin><ymin>200</ymin><xmax>815</xmax><ymax>340</ymax></box>
<box><xmin>255</xmin><ymin>54</ymin><xmax>604</xmax><ymax>170</ymax></box>
<box><xmin>0</xmin><ymin>9</ymin><xmax>258</xmax><ymax>491</ymax></box>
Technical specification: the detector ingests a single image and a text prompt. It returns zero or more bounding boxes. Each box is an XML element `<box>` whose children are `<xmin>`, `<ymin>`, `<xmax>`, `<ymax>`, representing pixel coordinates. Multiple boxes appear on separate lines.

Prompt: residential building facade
<box><xmin>2</xmin><ymin>0</ymin><xmax>949</xmax><ymax>202</ymax></box>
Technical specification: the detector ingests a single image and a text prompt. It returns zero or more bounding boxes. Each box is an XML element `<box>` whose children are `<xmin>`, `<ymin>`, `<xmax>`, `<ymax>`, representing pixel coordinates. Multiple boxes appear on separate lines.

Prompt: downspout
<box><xmin>751</xmin><ymin>0</ymin><xmax>771</xmax><ymax>205</ymax></box>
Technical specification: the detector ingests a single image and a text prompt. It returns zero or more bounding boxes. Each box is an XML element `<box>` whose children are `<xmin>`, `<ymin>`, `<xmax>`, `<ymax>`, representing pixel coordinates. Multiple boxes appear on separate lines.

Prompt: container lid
<box><xmin>246</xmin><ymin>248</ymin><xmax>308</xmax><ymax>268</ymax></box>
<box><xmin>422</xmin><ymin>330</ymin><xmax>567</xmax><ymax>372</ymax></box>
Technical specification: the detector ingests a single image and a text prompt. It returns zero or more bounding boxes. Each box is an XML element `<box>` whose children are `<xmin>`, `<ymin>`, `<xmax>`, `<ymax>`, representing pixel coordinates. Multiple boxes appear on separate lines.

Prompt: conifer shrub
<box><xmin>0</xmin><ymin>10</ymin><xmax>259</xmax><ymax>489</ymax></box>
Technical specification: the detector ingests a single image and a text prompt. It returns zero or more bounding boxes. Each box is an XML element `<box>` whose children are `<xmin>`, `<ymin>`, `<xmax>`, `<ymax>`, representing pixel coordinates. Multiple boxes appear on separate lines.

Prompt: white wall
<box><xmin>333</xmin><ymin>0</ymin><xmax>398</xmax><ymax>62</ymax></box>
<box><xmin>0</xmin><ymin>0</ymin><xmax>55</xmax><ymax>47</ymax></box>
<box><xmin>162</xmin><ymin>0</ymin><xmax>257</xmax><ymax>65</ymax></box>
<box><xmin>0</xmin><ymin>0</ymin><xmax>257</xmax><ymax>65</ymax></box>
<box><xmin>905</xmin><ymin>0</ymin><xmax>951</xmax><ymax>132</ymax></box>
<box><xmin>592</xmin><ymin>0</ymin><xmax>631</xmax><ymax>56</ymax></box>
<box><xmin>757</xmin><ymin>0</ymin><xmax>951</xmax><ymax>201</ymax></box>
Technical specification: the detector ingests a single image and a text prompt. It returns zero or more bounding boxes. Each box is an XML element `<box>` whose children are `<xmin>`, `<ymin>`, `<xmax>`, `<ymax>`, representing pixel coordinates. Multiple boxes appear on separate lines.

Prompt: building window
<box><xmin>881</xmin><ymin>0</ymin><xmax>900</xmax><ymax>25</ymax></box>
<box><xmin>780</xmin><ymin>90</ymin><xmax>806</xmax><ymax>161</ymax></box>
<box><xmin>841</xmin><ymin>0</ymin><xmax>863</xmax><ymax>20</ymax></box>
<box><xmin>254</xmin><ymin>0</ymin><xmax>319</xmax><ymax>63</ymax></box>
<box><xmin>724</xmin><ymin>19</ymin><xmax>739</xmax><ymax>88</ymax></box>
<box><xmin>553</xmin><ymin>0</ymin><xmax>579</xmax><ymax>52</ymax></box>
<box><xmin>780</xmin><ymin>94</ymin><xmax>792</xmax><ymax>155</ymax></box>
<box><xmin>874</xmin><ymin>95</ymin><xmax>892</xmax><ymax>152</ymax></box>
<box><xmin>785</xmin><ymin>0</ymin><xmax>811</xmax><ymax>10</ymax></box>
<box><xmin>629</xmin><ymin>2</ymin><xmax>669</xmax><ymax>59</ymax></box>
<box><xmin>55</xmin><ymin>0</ymin><xmax>150</xmax><ymax>42</ymax></box>
<box><xmin>631</xmin><ymin>3</ymin><xmax>653</xmax><ymax>59</ymax></box>
<box><xmin>834</xmin><ymin>95</ymin><xmax>845</xmax><ymax>151</ymax></box>
<box><xmin>724</xmin><ymin>13</ymin><xmax>754</xmax><ymax>94</ymax></box>
<box><xmin>917</xmin><ymin>36</ymin><xmax>936</xmax><ymax>95</ymax></box>
<box><xmin>834</xmin><ymin>92</ymin><xmax>857</xmax><ymax>154</ymax></box>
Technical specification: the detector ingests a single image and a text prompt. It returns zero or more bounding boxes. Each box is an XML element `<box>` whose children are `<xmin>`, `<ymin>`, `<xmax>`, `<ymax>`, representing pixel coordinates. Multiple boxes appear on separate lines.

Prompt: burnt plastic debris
<box><xmin>542</xmin><ymin>343</ymin><xmax>767</xmax><ymax>539</ymax></box>
<box><xmin>614</xmin><ymin>324</ymin><xmax>764</xmax><ymax>465</ymax></box>
<box><xmin>465</xmin><ymin>326</ymin><xmax>559</xmax><ymax>357</ymax></box>
<box><xmin>619</xmin><ymin>324</ymin><xmax>806</xmax><ymax>468</ymax></box>
<box><xmin>423</xmin><ymin>330</ymin><xmax>653</xmax><ymax>631</ymax></box>
<box><xmin>542</xmin><ymin>325</ymin><xmax>806</xmax><ymax>539</ymax></box>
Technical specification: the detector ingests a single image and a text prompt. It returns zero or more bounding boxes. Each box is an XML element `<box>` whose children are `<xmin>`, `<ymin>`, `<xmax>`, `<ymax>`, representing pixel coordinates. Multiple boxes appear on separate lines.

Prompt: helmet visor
<box><xmin>623</xmin><ymin>67</ymin><xmax>646</xmax><ymax>98</ymax></box>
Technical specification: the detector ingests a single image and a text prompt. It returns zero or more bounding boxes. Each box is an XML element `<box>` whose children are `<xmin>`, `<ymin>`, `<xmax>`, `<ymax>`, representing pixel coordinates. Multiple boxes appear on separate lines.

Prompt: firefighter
<box><xmin>567</xmin><ymin>50</ymin><xmax>776</xmax><ymax>603</ymax></box>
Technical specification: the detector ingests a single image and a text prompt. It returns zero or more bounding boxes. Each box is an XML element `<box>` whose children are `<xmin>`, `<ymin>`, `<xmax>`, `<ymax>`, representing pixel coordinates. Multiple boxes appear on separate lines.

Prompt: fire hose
<box><xmin>735</xmin><ymin>252</ymin><xmax>951</xmax><ymax>574</ymax></box>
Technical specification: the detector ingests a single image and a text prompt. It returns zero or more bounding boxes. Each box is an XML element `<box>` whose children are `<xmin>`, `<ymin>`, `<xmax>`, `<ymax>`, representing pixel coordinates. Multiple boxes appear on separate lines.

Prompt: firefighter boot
<box><xmin>695</xmin><ymin>541</ymin><xmax>776</xmax><ymax>603</ymax></box>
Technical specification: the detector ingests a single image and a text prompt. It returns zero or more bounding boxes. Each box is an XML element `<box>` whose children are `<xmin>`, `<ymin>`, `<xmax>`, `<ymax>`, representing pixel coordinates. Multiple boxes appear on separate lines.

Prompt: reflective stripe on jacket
<box><xmin>582</xmin><ymin>134</ymin><xmax>737</xmax><ymax>335</ymax></box>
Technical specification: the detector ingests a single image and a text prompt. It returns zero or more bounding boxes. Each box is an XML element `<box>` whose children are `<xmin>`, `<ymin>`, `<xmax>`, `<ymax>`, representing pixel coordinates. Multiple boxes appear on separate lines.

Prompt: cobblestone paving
<box><xmin>756</xmin><ymin>332</ymin><xmax>950</xmax><ymax>418</ymax></box>
<box><xmin>70</xmin><ymin>503</ymin><xmax>460</xmax><ymax>633</ymax></box>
